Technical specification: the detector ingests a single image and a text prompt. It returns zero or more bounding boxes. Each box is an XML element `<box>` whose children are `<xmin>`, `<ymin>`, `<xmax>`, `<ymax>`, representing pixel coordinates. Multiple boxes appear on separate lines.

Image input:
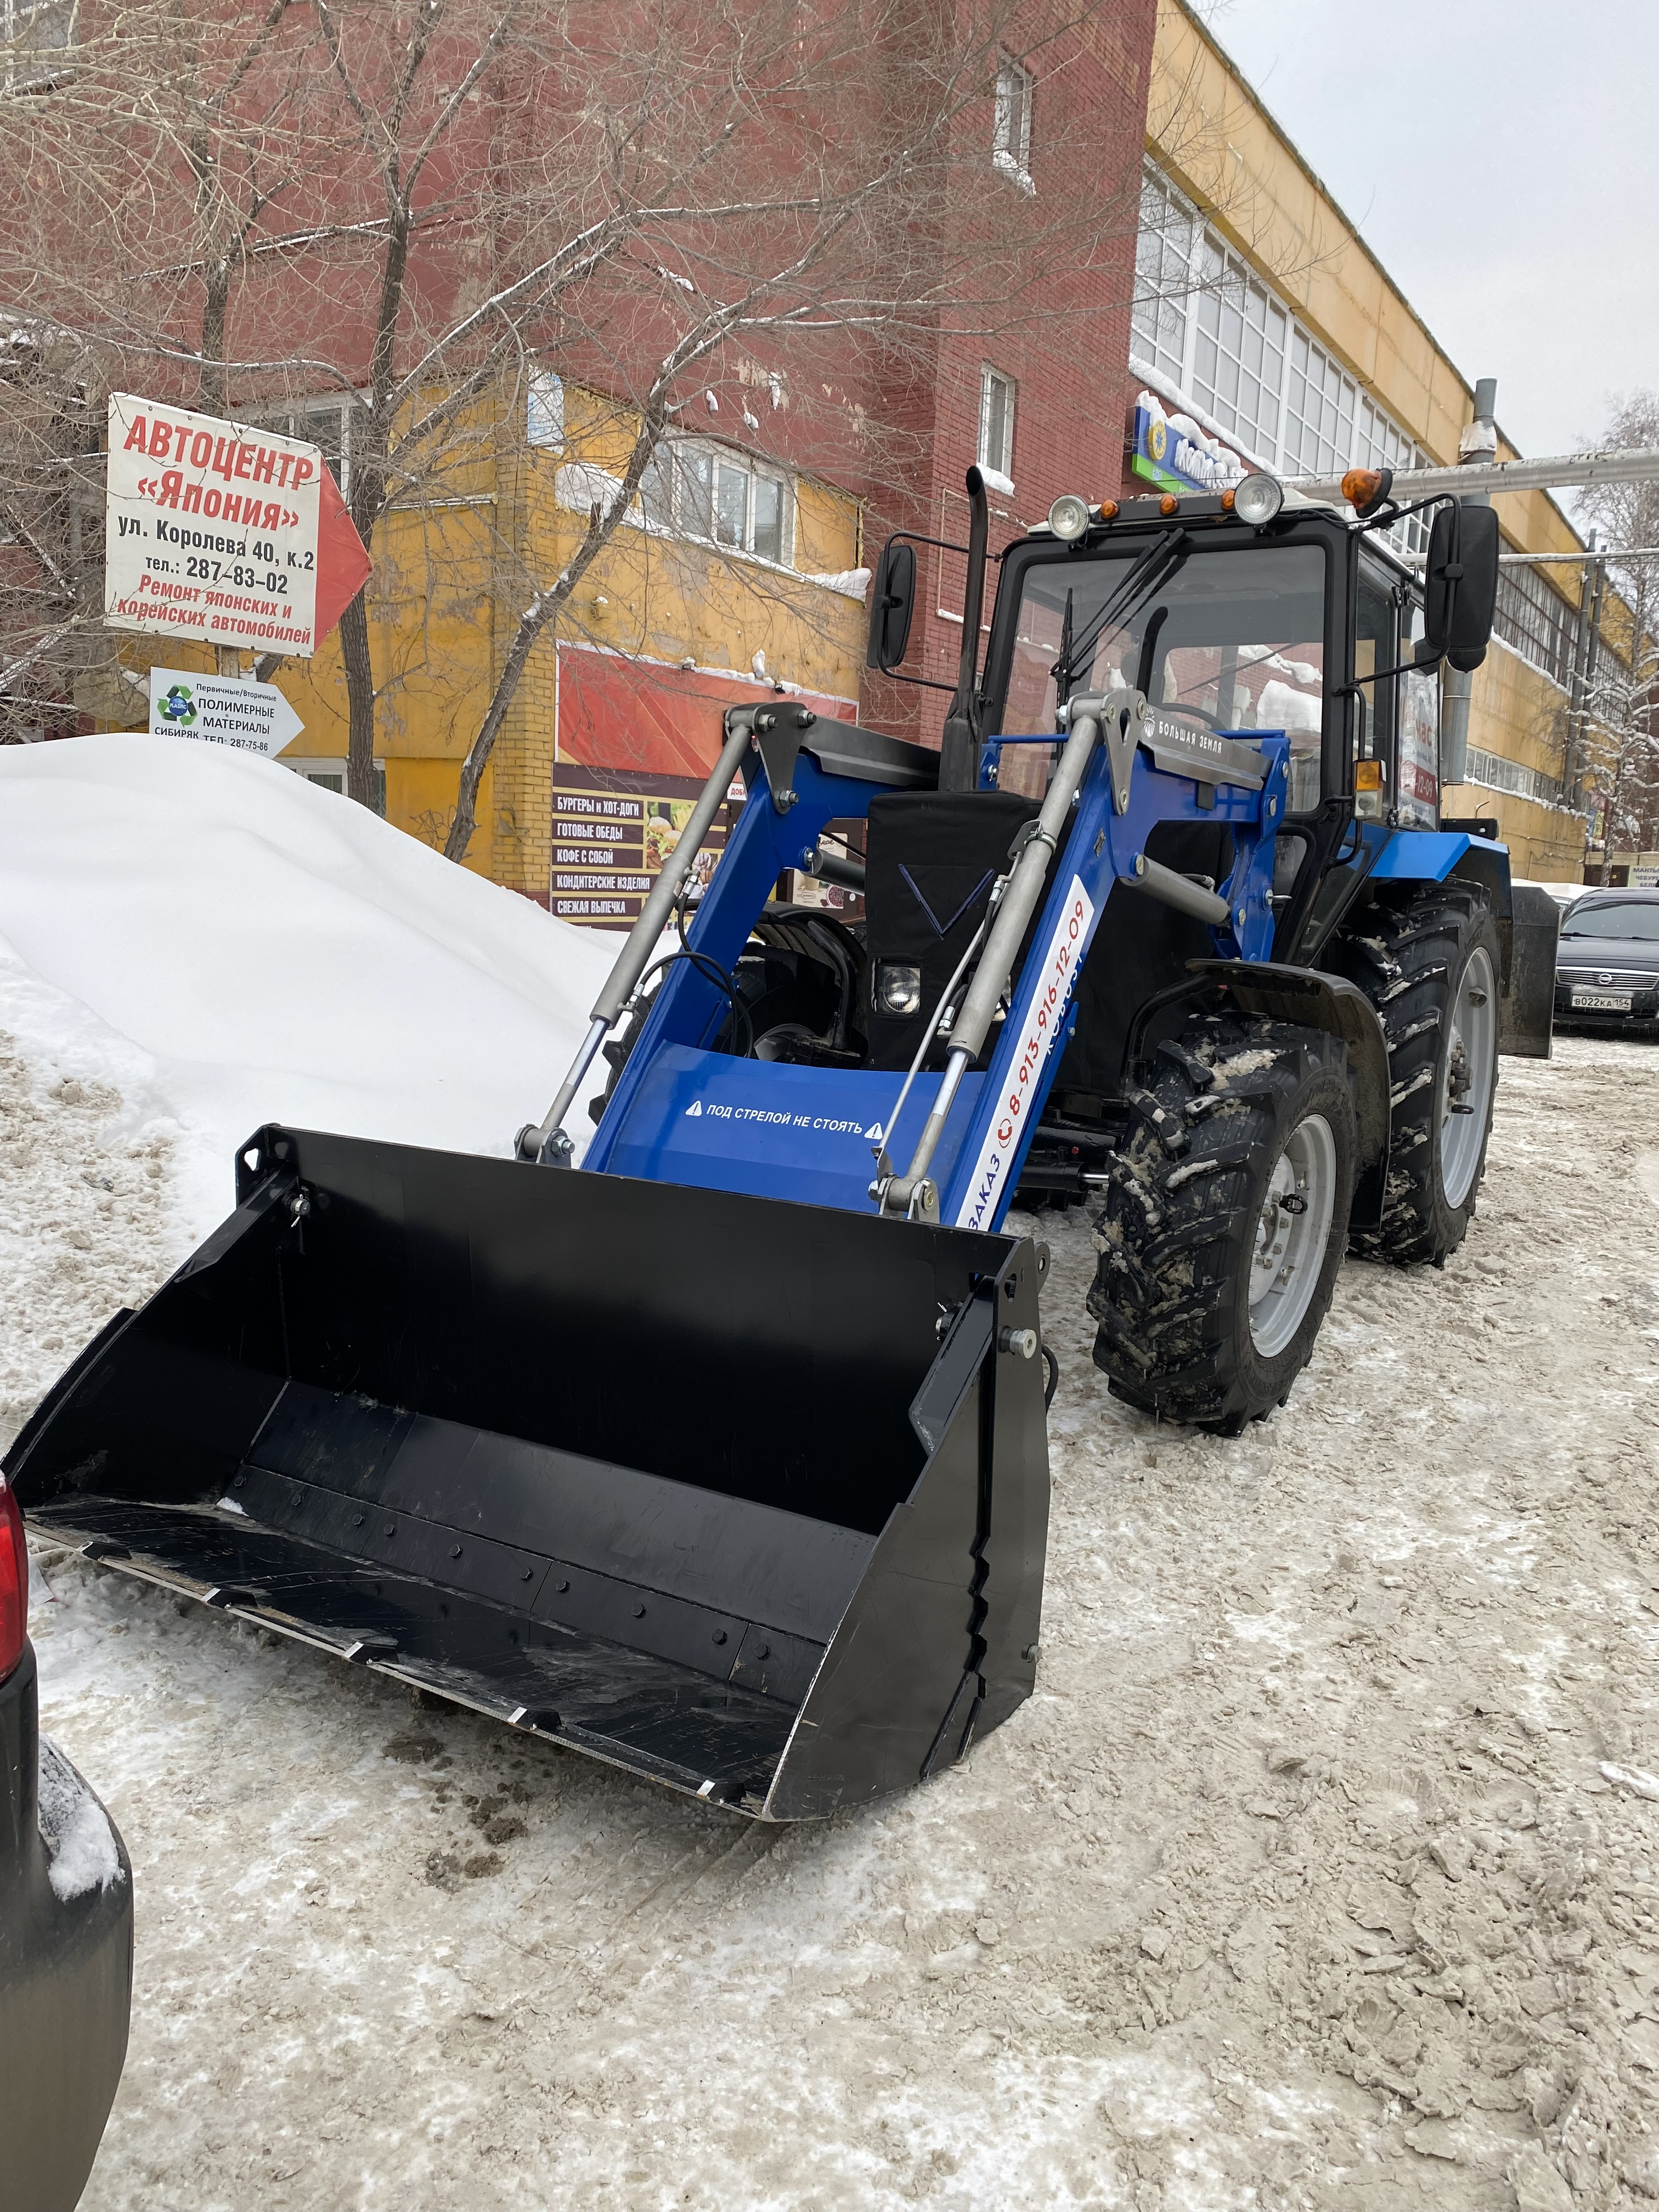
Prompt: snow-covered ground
<box><xmin>5</xmin><ymin>738</ymin><xmax>1659</xmax><ymax>2210</ymax></box>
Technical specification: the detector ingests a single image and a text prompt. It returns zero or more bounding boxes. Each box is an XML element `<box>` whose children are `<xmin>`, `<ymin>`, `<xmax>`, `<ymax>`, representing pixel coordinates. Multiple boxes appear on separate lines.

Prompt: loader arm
<box><xmin>587</xmin><ymin>703</ymin><xmax>1290</xmax><ymax>1234</ymax></box>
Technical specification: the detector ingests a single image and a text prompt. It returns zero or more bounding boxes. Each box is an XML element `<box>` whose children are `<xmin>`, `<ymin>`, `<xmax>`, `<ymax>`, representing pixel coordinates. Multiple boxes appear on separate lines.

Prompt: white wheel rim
<box><xmin>1249</xmin><ymin>1113</ymin><xmax>1338</xmax><ymax>1358</ymax></box>
<box><xmin>1440</xmin><ymin>946</ymin><xmax>1497</xmax><ymax>1209</ymax></box>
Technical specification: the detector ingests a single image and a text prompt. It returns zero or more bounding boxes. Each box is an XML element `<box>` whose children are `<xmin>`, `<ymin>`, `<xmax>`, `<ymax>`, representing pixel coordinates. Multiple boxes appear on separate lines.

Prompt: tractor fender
<box><xmin>1368</xmin><ymin>827</ymin><xmax>1516</xmax><ymax>986</ymax></box>
<box><xmin>1358</xmin><ymin>829</ymin><xmax>1549</xmax><ymax>1054</ymax></box>
<box><xmin>1188</xmin><ymin>960</ymin><xmax>1390</xmax><ymax>1175</ymax></box>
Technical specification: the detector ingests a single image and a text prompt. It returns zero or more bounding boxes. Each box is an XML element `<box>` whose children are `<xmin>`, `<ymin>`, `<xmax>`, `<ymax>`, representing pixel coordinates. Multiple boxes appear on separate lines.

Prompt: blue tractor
<box><xmin>8</xmin><ymin>464</ymin><xmax>1556</xmax><ymax>1821</ymax></box>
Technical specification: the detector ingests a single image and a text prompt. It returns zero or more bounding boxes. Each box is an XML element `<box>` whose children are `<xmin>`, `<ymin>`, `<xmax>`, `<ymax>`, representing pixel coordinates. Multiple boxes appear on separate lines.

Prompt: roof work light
<box><xmin>1233</xmin><ymin>472</ymin><xmax>1285</xmax><ymax>527</ymax></box>
<box><xmin>1047</xmin><ymin>493</ymin><xmax>1091</xmax><ymax>543</ymax></box>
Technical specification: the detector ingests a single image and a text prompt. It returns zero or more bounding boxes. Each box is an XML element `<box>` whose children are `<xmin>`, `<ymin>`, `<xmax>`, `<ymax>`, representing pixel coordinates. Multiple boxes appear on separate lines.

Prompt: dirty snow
<box><xmin>8</xmin><ymin>1017</ymin><xmax>1658</xmax><ymax>2208</ymax></box>
<box><xmin>5</xmin><ymin>736</ymin><xmax>1659</xmax><ymax>2207</ymax></box>
<box><xmin>36</xmin><ymin>1732</ymin><xmax>125</xmax><ymax>1902</ymax></box>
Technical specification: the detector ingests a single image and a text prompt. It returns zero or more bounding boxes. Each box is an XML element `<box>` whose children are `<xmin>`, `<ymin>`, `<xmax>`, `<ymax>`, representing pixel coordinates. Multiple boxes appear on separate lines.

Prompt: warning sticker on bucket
<box><xmin>952</xmin><ymin>875</ymin><xmax>1095</xmax><ymax>1232</ymax></box>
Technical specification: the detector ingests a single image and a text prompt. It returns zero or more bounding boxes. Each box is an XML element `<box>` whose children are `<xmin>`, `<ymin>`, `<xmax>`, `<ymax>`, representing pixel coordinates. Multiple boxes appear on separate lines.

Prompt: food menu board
<box><xmin>550</xmin><ymin>763</ymin><xmax>739</xmax><ymax>928</ymax></box>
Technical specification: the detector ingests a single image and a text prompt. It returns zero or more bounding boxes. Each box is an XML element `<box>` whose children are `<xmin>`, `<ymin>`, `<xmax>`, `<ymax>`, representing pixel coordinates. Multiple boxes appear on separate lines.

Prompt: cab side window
<box><xmin>1355</xmin><ymin>568</ymin><xmax>1396</xmax><ymax>821</ymax></box>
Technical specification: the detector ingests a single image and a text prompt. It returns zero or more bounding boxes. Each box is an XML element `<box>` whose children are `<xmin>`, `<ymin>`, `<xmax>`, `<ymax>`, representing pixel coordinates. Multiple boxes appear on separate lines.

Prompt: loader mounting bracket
<box><xmin>752</xmin><ymin>705</ymin><xmax>819</xmax><ymax>812</ymax></box>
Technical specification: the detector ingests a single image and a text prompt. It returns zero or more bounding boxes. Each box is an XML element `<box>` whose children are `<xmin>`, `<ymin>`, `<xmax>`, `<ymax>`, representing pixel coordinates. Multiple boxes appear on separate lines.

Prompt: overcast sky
<box><xmin>1208</xmin><ymin>0</ymin><xmax>1658</xmax><ymax>459</ymax></box>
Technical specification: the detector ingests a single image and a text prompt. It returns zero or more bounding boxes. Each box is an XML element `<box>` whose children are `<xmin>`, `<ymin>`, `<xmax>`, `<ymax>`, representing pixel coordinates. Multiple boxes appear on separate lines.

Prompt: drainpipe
<box><xmin>1440</xmin><ymin>376</ymin><xmax>1497</xmax><ymax>792</ymax></box>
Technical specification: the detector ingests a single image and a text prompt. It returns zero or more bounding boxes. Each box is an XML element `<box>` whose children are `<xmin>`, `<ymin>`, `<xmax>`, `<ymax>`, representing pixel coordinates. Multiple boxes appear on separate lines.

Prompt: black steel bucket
<box><xmin>7</xmin><ymin>1128</ymin><xmax>1049</xmax><ymax>1819</ymax></box>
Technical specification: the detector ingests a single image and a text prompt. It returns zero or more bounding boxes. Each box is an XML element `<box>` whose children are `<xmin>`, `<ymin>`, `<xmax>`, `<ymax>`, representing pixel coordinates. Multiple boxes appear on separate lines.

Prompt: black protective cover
<box><xmin>7</xmin><ymin>1128</ymin><xmax>1049</xmax><ymax>1821</ymax></box>
<box><xmin>863</xmin><ymin>790</ymin><xmax>1041</xmax><ymax>1069</ymax></box>
<box><xmin>1500</xmin><ymin>883</ymin><xmax>1560</xmax><ymax>1059</ymax></box>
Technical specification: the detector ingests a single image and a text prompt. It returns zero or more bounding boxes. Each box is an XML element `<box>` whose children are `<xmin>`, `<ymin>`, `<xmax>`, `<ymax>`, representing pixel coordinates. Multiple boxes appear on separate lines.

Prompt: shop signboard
<box><xmin>106</xmin><ymin>394</ymin><xmax>323</xmax><ymax>654</ymax></box>
<box><xmin>550</xmin><ymin>763</ymin><xmax>742</xmax><ymax>928</ymax></box>
<box><xmin>105</xmin><ymin>393</ymin><xmax>371</xmax><ymax>658</ymax></box>
<box><xmin>1130</xmin><ymin>392</ymin><xmax>1247</xmax><ymax>498</ymax></box>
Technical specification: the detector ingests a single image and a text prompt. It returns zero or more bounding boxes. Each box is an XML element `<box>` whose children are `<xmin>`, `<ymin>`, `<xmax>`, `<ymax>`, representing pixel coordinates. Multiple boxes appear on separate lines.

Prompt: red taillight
<box><xmin>0</xmin><ymin>1479</ymin><xmax>26</xmax><ymax>1681</ymax></box>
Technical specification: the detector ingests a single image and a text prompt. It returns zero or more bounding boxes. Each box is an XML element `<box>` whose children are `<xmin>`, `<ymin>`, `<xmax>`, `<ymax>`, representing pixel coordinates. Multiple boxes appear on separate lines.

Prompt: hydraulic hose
<box><xmin>516</xmin><ymin>712</ymin><xmax>755</xmax><ymax>1164</ymax></box>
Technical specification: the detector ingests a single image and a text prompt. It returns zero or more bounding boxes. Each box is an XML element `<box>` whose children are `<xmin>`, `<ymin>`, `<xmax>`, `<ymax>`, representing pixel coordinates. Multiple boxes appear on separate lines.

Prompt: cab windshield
<box><xmin>1001</xmin><ymin>541</ymin><xmax>1328</xmax><ymax>812</ymax></box>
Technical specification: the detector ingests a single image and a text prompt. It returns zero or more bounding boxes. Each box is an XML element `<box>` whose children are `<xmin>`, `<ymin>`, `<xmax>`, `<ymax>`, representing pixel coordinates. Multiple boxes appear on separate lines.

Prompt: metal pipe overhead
<box><xmin>1501</xmin><ymin>547</ymin><xmax>1659</xmax><ymax>565</ymax></box>
<box><xmin>1285</xmin><ymin>447</ymin><xmax>1659</xmax><ymax>505</ymax></box>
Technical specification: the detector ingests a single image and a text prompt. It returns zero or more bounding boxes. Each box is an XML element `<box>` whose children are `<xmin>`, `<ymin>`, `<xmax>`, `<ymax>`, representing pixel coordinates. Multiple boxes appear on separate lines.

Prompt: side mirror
<box><xmin>866</xmin><ymin>538</ymin><xmax>916</xmax><ymax>672</ymax></box>
<box><xmin>1422</xmin><ymin>500</ymin><xmax>1500</xmax><ymax>674</ymax></box>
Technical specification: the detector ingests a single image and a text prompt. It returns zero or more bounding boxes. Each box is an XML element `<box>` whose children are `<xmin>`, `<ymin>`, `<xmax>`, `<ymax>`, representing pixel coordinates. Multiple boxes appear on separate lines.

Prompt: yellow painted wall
<box><xmin>1151</xmin><ymin>0</ymin><xmax>1600</xmax><ymax>878</ymax></box>
<box><xmin>97</xmin><ymin>380</ymin><xmax>864</xmax><ymax>899</ymax></box>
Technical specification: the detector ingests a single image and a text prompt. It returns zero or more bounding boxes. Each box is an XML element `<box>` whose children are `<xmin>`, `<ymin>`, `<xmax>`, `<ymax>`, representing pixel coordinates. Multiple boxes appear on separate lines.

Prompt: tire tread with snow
<box><xmin>1327</xmin><ymin>884</ymin><xmax>1500</xmax><ymax>1266</ymax></box>
<box><xmin>1087</xmin><ymin>1013</ymin><xmax>1357</xmax><ymax>1434</ymax></box>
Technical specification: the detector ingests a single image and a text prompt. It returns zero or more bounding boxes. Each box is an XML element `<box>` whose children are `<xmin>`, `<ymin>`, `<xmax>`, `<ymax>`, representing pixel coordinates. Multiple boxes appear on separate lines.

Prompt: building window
<box><xmin>1280</xmin><ymin>328</ymin><xmax>1357</xmax><ymax>482</ymax></box>
<box><xmin>978</xmin><ymin>367</ymin><xmax>1015</xmax><ymax>489</ymax></box>
<box><xmin>993</xmin><ymin>56</ymin><xmax>1033</xmax><ymax>188</ymax></box>
<box><xmin>3</xmin><ymin>0</ymin><xmax>74</xmax><ymax>93</ymax></box>
<box><xmin>1132</xmin><ymin>166</ymin><xmax>1195</xmax><ymax>387</ymax></box>
<box><xmin>527</xmin><ymin>371</ymin><xmax>564</xmax><ymax>451</ymax></box>
<box><xmin>263</xmin><ymin>395</ymin><xmax>354</xmax><ymax>492</ymax></box>
<box><xmin>1190</xmin><ymin>240</ymin><xmax>1287</xmax><ymax>463</ymax></box>
<box><xmin>286</xmin><ymin>759</ymin><xmax>386</xmax><ymax>814</ymax></box>
<box><xmin>1493</xmin><ymin>560</ymin><xmax>1576</xmax><ymax>689</ymax></box>
<box><xmin>1130</xmin><ymin>158</ymin><xmax>1428</xmax><ymax>555</ymax></box>
<box><xmin>640</xmin><ymin>439</ymin><xmax>792</xmax><ymax>566</ymax></box>
<box><xmin>1464</xmin><ymin>745</ymin><xmax>1565</xmax><ymax>808</ymax></box>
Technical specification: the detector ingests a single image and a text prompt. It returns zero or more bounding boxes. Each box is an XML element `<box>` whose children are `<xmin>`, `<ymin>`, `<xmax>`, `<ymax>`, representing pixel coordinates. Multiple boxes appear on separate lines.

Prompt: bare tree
<box><xmin>1576</xmin><ymin>392</ymin><xmax>1659</xmax><ymax>881</ymax></box>
<box><xmin>0</xmin><ymin>0</ymin><xmax>1155</xmax><ymax>833</ymax></box>
<box><xmin>0</xmin><ymin>1</ymin><xmax>337</xmax><ymax>730</ymax></box>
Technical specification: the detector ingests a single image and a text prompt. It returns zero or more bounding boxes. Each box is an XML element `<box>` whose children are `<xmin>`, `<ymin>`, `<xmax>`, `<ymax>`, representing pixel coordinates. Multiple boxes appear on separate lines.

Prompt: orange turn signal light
<box><xmin>1159</xmin><ymin>493</ymin><xmax>1178</xmax><ymax>516</ymax></box>
<box><xmin>1220</xmin><ymin>487</ymin><xmax>1236</xmax><ymax>511</ymax></box>
<box><xmin>1355</xmin><ymin>759</ymin><xmax>1385</xmax><ymax>793</ymax></box>
<box><xmin>1097</xmin><ymin>499</ymin><xmax>1120</xmax><ymax>521</ymax></box>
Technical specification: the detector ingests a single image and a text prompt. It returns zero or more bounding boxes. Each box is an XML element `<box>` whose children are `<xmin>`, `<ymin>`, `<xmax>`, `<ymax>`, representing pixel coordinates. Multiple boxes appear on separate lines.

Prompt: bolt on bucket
<box><xmin>7</xmin><ymin>1127</ymin><xmax>1048</xmax><ymax>1819</ymax></box>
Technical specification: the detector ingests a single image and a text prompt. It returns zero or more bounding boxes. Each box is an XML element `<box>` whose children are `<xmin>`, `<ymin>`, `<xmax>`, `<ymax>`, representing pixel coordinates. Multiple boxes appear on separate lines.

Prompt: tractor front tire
<box><xmin>1329</xmin><ymin>885</ymin><xmax>1501</xmax><ymax>1266</ymax></box>
<box><xmin>1088</xmin><ymin>1014</ymin><xmax>1357</xmax><ymax>1434</ymax></box>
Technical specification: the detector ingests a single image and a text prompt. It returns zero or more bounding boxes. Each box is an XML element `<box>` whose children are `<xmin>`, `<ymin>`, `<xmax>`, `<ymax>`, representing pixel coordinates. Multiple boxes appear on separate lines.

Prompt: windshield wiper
<box><xmin>1050</xmin><ymin>532</ymin><xmax>1190</xmax><ymax>698</ymax></box>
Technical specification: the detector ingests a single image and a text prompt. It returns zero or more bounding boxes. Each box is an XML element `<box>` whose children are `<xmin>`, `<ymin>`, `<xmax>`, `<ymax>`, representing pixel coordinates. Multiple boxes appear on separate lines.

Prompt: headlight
<box><xmin>1233</xmin><ymin>472</ymin><xmax>1285</xmax><ymax>527</ymax></box>
<box><xmin>876</xmin><ymin>962</ymin><xmax>922</xmax><ymax>1017</ymax></box>
<box><xmin>1047</xmin><ymin>493</ymin><xmax>1091</xmax><ymax>543</ymax></box>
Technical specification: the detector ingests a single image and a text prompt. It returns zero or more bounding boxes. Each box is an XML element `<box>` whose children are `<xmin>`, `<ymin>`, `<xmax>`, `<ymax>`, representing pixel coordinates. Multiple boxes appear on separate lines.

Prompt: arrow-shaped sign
<box><xmin>148</xmin><ymin>665</ymin><xmax>304</xmax><ymax>755</ymax></box>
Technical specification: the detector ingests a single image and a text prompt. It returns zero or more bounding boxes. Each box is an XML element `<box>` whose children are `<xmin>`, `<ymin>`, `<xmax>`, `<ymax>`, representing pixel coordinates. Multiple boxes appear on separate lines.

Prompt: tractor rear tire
<box><xmin>1087</xmin><ymin>1014</ymin><xmax>1357</xmax><ymax>1434</ymax></box>
<box><xmin>1328</xmin><ymin>885</ymin><xmax>1500</xmax><ymax>1266</ymax></box>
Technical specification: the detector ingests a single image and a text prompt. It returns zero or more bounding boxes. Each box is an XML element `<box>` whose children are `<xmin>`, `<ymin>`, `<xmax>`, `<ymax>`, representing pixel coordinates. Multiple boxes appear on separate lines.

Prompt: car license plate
<box><xmin>1571</xmin><ymin>990</ymin><xmax>1633</xmax><ymax>1011</ymax></box>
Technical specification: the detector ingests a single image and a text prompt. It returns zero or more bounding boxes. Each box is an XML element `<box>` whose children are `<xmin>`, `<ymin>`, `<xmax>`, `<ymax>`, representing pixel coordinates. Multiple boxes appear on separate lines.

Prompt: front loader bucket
<box><xmin>7</xmin><ymin>1128</ymin><xmax>1048</xmax><ymax>1820</ymax></box>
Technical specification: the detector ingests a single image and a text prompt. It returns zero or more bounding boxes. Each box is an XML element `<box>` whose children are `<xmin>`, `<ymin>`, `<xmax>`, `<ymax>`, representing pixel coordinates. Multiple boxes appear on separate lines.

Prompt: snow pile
<box><xmin>0</xmin><ymin>734</ymin><xmax>616</xmax><ymax>1239</ymax></box>
<box><xmin>36</xmin><ymin>1734</ymin><xmax>124</xmax><ymax>1901</ymax></box>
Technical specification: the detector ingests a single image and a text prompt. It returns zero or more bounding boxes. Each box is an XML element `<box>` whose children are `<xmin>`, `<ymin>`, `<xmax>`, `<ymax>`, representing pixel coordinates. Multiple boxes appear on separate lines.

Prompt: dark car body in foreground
<box><xmin>0</xmin><ymin>1477</ymin><xmax>132</xmax><ymax>2210</ymax></box>
<box><xmin>1554</xmin><ymin>888</ymin><xmax>1659</xmax><ymax>1035</ymax></box>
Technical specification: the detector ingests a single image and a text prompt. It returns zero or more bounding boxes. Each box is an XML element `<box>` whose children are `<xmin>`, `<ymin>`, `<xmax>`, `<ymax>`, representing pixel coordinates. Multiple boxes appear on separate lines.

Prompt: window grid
<box><xmin>527</xmin><ymin>371</ymin><xmax>564</xmax><ymax>451</ymax></box>
<box><xmin>1132</xmin><ymin>161</ymin><xmax>1429</xmax><ymax>548</ymax></box>
<box><xmin>1131</xmin><ymin>170</ymin><xmax>1194</xmax><ymax>385</ymax></box>
<box><xmin>1493</xmin><ymin>560</ymin><xmax>1576</xmax><ymax>689</ymax></box>
<box><xmin>262</xmin><ymin>397</ymin><xmax>352</xmax><ymax>493</ymax></box>
<box><xmin>3</xmin><ymin>0</ymin><xmax>74</xmax><ymax>93</ymax></box>
<box><xmin>639</xmin><ymin>438</ymin><xmax>792</xmax><ymax>567</ymax></box>
<box><xmin>1190</xmin><ymin>239</ymin><xmax>1286</xmax><ymax>462</ymax></box>
<box><xmin>1464</xmin><ymin>744</ymin><xmax>1565</xmax><ymax>808</ymax></box>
